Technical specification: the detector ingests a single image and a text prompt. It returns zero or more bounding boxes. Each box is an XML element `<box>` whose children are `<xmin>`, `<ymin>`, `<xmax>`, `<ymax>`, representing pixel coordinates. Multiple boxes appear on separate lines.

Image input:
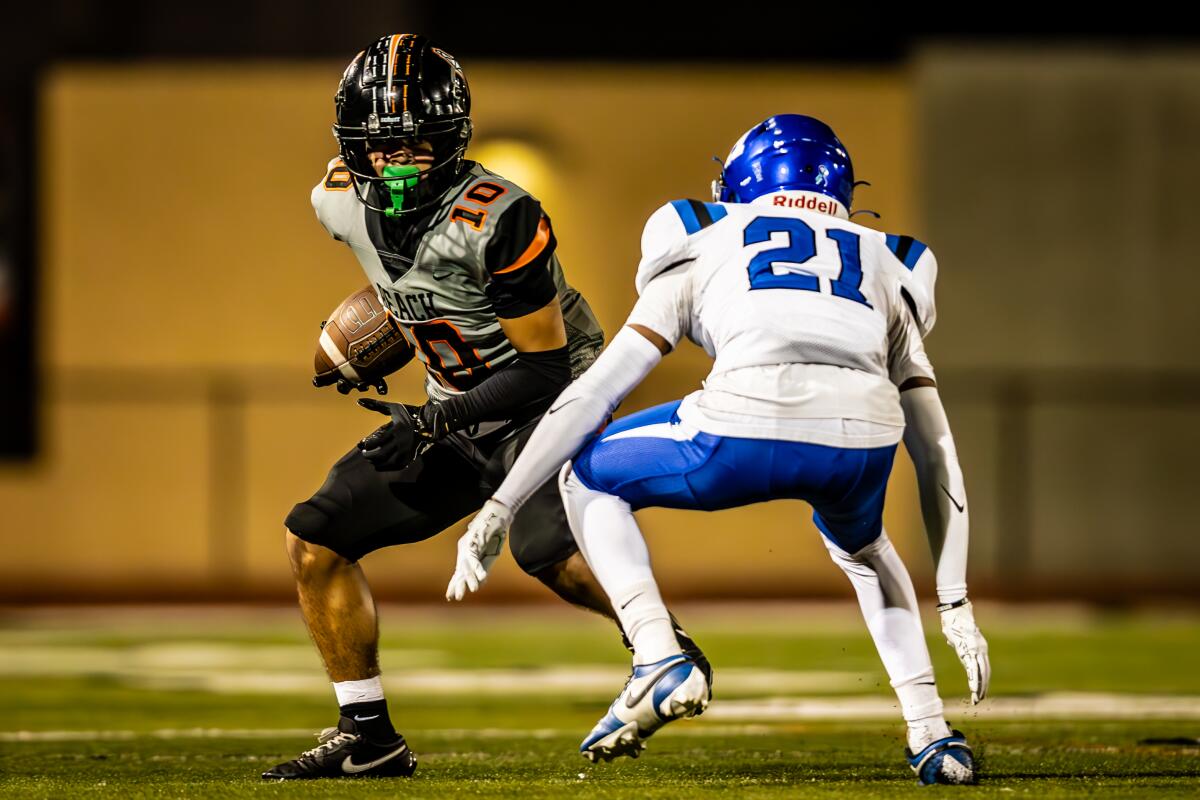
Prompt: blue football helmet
<box><xmin>713</xmin><ymin>115</ymin><xmax>855</xmax><ymax>210</ymax></box>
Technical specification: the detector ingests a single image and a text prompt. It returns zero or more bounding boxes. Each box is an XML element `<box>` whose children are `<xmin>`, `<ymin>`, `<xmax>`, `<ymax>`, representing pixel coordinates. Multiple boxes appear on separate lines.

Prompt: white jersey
<box><xmin>625</xmin><ymin>192</ymin><xmax>939</xmax><ymax>448</ymax></box>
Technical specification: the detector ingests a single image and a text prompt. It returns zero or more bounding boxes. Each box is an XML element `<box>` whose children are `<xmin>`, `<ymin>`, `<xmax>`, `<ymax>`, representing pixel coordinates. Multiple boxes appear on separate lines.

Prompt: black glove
<box><xmin>417</xmin><ymin>400</ymin><xmax>453</xmax><ymax>440</ymax></box>
<box><xmin>312</xmin><ymin>371</ymin><xmax>386</xmax><ymax>393</ymax></box>
<box><xmin>313</xmin><ymin>320</ymin><xmax>390</xmax><ymax>395</ymax></box>
<box><xmin>337</xmin><ymin>376</ymin><xmax>388</xmax><ymax>395</ymax></box>
<box><xmin>313</xmin><ymin>372</ymin><xmax>389</xmax><ymax>395</ymax></box>
<box><xmin>356</xmin><ymin>398</ymin><xmax>433</xmax><ymax>471</ymax></box>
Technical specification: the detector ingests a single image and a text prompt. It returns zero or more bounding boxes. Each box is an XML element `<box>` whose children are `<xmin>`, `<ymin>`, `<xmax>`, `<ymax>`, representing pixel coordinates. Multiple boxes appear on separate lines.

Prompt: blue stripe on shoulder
<box><xmin>885</xmin><ymin>233</ymin><xmax>929</xmax><ymax>271</ymax></box>
<box><xmin>704</xmin><ymin>202</ymin><xmax>728</xmax><ymax>224</ymax></box>
<box><xmin>670</xmin><ymin>199</ymin><xmax>726</xmax><ymax>235</ymax></box>
<box><xmin>670</xmin><ymin>199</ymin><xmax>702</xmax><ymax>234</ymax></box>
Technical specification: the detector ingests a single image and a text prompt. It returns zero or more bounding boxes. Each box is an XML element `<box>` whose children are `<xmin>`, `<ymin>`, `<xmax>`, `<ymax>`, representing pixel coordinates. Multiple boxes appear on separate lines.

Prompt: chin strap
<box><xmin>850</xmin><ymin>180</ymin><xmax>879</xmax><ymax>219</ymax></box>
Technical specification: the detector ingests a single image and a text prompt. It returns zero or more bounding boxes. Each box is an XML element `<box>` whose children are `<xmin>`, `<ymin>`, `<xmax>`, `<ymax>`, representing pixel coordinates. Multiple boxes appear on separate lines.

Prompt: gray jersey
<box><xmin>311</xmin><ymin>159</ymin><xmax>604</xmax><ymax>402</ymax></box>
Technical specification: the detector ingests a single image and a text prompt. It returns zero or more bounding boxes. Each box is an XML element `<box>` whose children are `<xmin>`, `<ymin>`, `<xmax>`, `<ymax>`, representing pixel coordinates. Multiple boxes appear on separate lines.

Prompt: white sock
<box><xmin>894</xmin><ymin>677</ymin><xmax>944</xmax><ymax>722</ymax></box>
<box><xmin>561</xmin><ymin>470</ymin><xmax>681</xmax><ymax>664</ymax></box>
<box><xmin>824</xmin><ymin>530</ymin><xmax>947</xmax><ymax>728</ymax></box>
<box><xmin>906</xmin><ymin>714</ymin><xmax>953</xmax><ymax>752</ymax></box>
<box><xmin>333</xmin><ymin>676</ymin><xmax>384</xmax><ymax>707</ymax></box>
<box><xmin>612</xmin><ymin>580</ymin><xmax>681</xmax><ymax>664</ymax></box>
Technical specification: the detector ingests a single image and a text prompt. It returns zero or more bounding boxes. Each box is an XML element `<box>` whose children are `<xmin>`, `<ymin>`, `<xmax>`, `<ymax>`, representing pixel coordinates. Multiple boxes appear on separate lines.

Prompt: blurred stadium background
<box><xmin>1</xmin><ymin>5</ymin><xmax>1198</xmax><ymax>796</ymax></box>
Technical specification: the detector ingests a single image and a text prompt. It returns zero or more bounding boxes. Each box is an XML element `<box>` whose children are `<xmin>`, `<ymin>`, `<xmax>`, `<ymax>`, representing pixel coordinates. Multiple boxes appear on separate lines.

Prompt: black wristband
<box><xmin>937</xmin><ymin>597</ymin><xmax>971</xmax><ymax>613</ymax></box>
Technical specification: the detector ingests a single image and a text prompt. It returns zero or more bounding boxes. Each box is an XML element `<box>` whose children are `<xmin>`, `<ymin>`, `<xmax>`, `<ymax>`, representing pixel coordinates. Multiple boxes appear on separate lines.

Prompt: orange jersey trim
<box><xmin>493</xmin><ymin>217</ymin><xmax>551</xmax><ymax>275</ymax></box>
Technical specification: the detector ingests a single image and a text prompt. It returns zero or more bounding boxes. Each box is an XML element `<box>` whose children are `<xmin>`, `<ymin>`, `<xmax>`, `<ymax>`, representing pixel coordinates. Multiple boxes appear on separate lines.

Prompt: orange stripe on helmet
<box><xmin>494</xmin><ymin>217</ymin><xmax>551</xmax><ymax>275</ymax></box>
<box><xmin>403</xmin><ymin>55</ymin><xmax>412</xmax><ymax>111</ymax></box>
<box><xmin>387</xmin><ymin>34</ymin><xmax>400</xmax><ymax>113</ymax></box>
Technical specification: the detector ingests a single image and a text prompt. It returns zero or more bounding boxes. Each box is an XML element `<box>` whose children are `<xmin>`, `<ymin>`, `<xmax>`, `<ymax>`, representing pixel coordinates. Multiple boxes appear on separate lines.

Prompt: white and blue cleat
<box><xmin>906</xmin><ymin>729</ymin><xmax>976</xmax><ymax>785</ymax></box>
<box><xmin>580</xmin><ymin>654</ymin><xmax>710</xmax><ymax>763</ymax></box>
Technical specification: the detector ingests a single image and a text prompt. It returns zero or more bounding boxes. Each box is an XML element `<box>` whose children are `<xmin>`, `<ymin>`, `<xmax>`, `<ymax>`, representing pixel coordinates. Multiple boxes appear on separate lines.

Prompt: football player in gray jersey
<box><xmin>264</xmin><ymin>35</ymin><xmax>708</xmax><ymax>781</ymax></box>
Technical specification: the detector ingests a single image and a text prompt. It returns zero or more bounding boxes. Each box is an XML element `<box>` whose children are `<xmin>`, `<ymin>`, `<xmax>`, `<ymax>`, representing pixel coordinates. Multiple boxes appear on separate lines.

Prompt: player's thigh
<box><xmin>484</xmin><ymin>420</ymin><xmax>579</xmax><ymax>575</ymax></box>
<box><xmin>286</xmin><ymin>440</ymin><xmax>487</xmax><ymax>562</ymax></box>
<box><xmin>808</xmin><ymin>444</ymin><xmax>898</xmax><ymax>555</ymax></box>
<box><xmin>569</xmin><ymin>400</ymin><xmax>736</xmax><ymax>511</ymax></box>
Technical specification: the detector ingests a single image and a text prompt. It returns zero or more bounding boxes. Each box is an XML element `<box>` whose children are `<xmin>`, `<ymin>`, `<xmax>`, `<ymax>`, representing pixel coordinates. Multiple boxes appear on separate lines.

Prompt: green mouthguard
<box><xmin>382</xmin><ymin>165</ymin><xmax>421</xmax><ymax>216</ymax></box>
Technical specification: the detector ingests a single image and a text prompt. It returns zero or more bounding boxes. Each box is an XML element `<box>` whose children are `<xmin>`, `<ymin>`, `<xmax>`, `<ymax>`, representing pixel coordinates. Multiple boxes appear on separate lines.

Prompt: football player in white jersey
<box><xmin>445</xmin><ymin>115</ymin><xmax>984</xmax><ymax>784</ymax></box>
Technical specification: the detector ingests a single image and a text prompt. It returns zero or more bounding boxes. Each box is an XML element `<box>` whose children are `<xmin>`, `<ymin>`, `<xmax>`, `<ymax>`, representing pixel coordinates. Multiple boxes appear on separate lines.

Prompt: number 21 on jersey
<box><xmin>743</xmin><ymin>216</ymin><xmax>871</xmax><ymax>308</ymax></box>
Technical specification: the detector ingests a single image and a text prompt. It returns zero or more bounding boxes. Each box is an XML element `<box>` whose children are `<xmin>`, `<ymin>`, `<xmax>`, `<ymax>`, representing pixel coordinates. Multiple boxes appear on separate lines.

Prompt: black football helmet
<box><xmin>333</xmin><ymin>34</ymin><xmax>472</xmax><ymax>216</ymax></box>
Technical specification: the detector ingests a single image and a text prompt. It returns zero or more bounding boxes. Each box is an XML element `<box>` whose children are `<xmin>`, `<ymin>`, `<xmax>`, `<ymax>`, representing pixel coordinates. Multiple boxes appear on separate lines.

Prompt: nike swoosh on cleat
<box><xmin>341</xmin><ymin>744</ymin><xmax>408</xmax><ymax>775</ymax></box>
<box><xmin>353</xmin><ymin>715</ymin><xmax>380</xmax><ymax>722</ymax></box>
<box><xmin>624</xmin><ymin>659</ymin><xmax>687</xmax><ymax>709</ymax></box>
<box><xmin>939</xmin><ymin>484</ymin><xmax>965</xmax><ymax>513</ymax></box>
<box><xmin>620</xmin><ymin>592</ymin><xmax>643</xmax><ymax>610</ymax></box>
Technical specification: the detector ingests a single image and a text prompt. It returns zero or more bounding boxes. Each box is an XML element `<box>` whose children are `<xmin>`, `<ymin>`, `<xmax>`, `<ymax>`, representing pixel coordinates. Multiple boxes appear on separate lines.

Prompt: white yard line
<box><xmin>707</xmin><ymin>693</ymin><xmax>1200</xmax><ymax>721</ymax></box>
<box><xmin>190</xmin><ymin>667</ymin><xmax>866</xmax><ymax>696</ymax></box>
<box><xmin>0</xmin><ymin>646</ymin><xmax>869</xmax><ymax>695</ymax></box>
<box><xmin>5</xmin><ymin>693</ymin><xmax>1200</xmax><ymax>744</ymax></box>
<box><xmin>0</xmin><ymin>725</ymin><xmax>775</xmax><ymax>743</ymax></box>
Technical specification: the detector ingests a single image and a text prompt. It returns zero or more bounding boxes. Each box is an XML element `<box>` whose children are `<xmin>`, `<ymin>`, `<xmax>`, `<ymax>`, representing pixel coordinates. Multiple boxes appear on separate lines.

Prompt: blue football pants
<box><xmin>571</xmin><ymin>400</ymin><xmax>897</xmax><ymax>554</ymax></box>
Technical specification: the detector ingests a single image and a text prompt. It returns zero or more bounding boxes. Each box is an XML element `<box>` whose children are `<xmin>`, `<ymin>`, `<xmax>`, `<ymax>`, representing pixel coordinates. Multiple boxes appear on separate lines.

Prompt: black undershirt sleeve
<box><xmin>425</xmin><ymin>346</ymin><xmax>572</xmax><ymax>433</ymax></box>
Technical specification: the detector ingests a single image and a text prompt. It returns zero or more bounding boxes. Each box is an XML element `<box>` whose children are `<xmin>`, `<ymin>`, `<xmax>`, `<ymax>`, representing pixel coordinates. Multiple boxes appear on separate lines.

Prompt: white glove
<box><xmin>940</xmin><ymin>599</ymin><xmax>990</xmax><ymax>704</ymax></box>
<box><xmin>446</xmin><ymin>499</ymin><xmax>513</xmax><ymax>602</ymax></box>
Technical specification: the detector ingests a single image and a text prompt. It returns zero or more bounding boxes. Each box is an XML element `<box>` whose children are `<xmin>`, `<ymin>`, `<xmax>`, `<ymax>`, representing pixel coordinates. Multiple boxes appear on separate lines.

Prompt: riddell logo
<box><xmin>772</xmin><ymin>194</ymin><xmax>840</xmax><ymax>214</ymax></box>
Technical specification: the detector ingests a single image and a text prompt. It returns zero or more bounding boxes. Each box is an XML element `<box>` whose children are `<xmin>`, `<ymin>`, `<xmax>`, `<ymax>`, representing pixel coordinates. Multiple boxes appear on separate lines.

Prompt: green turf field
<box><xmin>1</xmin><ymin>603</ymin><xmax>1198</xmax><ymax>797</ymax></box>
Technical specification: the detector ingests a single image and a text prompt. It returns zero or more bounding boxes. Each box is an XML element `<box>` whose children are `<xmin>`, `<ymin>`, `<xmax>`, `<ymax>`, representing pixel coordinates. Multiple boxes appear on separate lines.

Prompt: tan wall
<box><xmin>915</xmin><ymin>50</ymin><xmax>1200</xmax><ymax>592</ymax></box>
<box><xmin>0</xmin><ymin>62</ymin><xmax>924</xmax><ymax>601</ymax></box>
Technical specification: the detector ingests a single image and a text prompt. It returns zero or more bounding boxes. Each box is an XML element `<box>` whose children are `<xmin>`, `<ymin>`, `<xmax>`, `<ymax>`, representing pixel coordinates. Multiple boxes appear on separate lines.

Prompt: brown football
<box><xmin>314</xmin><ymin>285</ymin><xmax>415</xmax><ymax>389</ymax></box>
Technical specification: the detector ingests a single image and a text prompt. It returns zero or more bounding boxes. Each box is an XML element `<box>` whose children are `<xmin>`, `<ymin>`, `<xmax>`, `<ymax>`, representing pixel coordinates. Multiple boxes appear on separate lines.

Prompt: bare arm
<box><xmin>499</xmin><ymin>296</ymin><xmax>567</xmax><ymax>352</ymax></box>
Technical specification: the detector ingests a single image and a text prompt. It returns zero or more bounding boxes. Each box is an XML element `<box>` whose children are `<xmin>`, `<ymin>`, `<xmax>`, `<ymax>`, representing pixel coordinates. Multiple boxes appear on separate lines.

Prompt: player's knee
<box><xmin>558</xmin><ymin>464</ymin><xmax>606</xmax><ymax>532</ymax></box>
<box><xmin>852</xmin><ymin>532</ymin><xmax>893</xmax><ymax>563</ymax></box>
<box><xmin>510</xmin><ymin>531</ymin><xmax>570</xmax><ymax>578</ymax></box>
<box><xmin>530</xmin><ymin>552</ymin><xmax>613</xmax><ymax>616</ymax></box>
<box><xmin>285</xmin><ymin>530</ymin><xmax>351</xmax><ymax>584</ymax></box>
<box><xmin>823</xmin><ymin>536</ymin><xmax>877</xmax><ymax>580</ymax></box>
<box><xmin>528</xmin><ymin>556</ymin><xmax>567</xmax><ymax>591</ymax></box>
<box><xmin>284</xmin><ymin>492</ymin><xmax>352</xmax><ymax>560</ymax></box>
<box><xmin>531</xmin><ymin>551</ymin><xmax>580</xmax><ymax>591</ymax></box>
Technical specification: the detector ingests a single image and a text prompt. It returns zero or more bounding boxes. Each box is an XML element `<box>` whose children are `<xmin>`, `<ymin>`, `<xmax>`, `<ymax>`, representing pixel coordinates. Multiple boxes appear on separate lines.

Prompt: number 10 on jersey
<box><xmin>744</xmin><ymin>216</ymin><xmax>871</xmax><ymax>308</ymax></box>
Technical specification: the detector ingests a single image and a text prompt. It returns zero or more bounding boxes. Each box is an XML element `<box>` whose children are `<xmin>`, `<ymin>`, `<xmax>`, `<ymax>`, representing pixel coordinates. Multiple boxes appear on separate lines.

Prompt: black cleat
<box><xmin>261</xmin><ymin>716</ymin><xmax>417</xmax><ymax>780</ymax></box>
